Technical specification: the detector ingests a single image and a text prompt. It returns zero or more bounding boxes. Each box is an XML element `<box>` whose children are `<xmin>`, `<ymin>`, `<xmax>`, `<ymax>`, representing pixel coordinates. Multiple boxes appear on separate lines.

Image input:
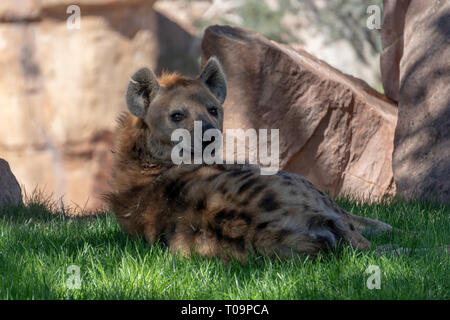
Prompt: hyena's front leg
<box><xmin>347</xmin><ymin>216</ymin><xmax>449</xmax><ymax>256</ymax></box>
<box><xmin>347</xmin><ymin>212</ymin><xmax>421</xmax><ymax>238</ymax></box>
<box><xmin>346</xmin><ymin>213</ymin><xmax>393</xmax><ymax>235</ymax></box>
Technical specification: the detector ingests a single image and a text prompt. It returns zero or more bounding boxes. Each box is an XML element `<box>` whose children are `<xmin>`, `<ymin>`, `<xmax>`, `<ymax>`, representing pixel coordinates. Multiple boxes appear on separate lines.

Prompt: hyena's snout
<box><xmin>188</xmin><ymin>121</ymin><xmax>219</xmax><ymax>157</ymax></box>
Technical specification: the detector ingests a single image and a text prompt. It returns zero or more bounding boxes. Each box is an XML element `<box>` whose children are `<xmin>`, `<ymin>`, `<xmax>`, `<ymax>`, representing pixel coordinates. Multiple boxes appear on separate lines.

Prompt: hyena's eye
<box><xmin>170</xmin><ymin>112</ymin><xmax>184</xmax><ymax>122</ymax></box>
<box><xmin>208</xmin><ymin>106</ymin><xmax>218</xmax><ymax>117</ymax></box>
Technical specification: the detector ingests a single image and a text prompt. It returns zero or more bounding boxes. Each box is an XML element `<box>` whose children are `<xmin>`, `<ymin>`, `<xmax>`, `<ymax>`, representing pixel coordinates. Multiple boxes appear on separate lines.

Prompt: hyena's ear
<box><xmin>126</xmin><ymin>67</ymin><xmax>160</xmax><ymax>118</ymax></box>
<box><xmin>198</xmin><ymin>57</ymin><xmax>227</xmax><ymax>104</ymax></box>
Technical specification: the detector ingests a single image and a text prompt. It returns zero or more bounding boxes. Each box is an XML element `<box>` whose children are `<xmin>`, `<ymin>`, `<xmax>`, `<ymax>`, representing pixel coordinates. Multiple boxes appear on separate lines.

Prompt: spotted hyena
<box><xmin>105</xmin><ymin>57</ymin><xmax>393</xmax><ymax>263</ymax></box>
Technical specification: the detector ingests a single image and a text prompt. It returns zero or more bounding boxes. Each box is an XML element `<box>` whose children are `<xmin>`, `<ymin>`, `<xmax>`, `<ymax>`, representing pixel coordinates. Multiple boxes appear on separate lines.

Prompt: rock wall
<box><xmin>381</xmin><ymin>0</ymin><xmax>450</xmax><ymax>203</ymax></box>
<box><xmin>0</xmin><ymin>0</ymin><xmax>158</xmax><ymax>210</ymax></box>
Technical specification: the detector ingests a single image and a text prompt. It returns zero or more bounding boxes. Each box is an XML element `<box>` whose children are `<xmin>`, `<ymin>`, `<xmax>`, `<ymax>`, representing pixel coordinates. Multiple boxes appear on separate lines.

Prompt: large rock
<box><xmin>0</xmin><ymin>158</ymin><xmax>22</xmax><ymax>206</ymax></box>
<box><xmin>390</xmin><ymin>1</ymin><xmax>450</xmax><ymax>203</ymax></box>
<box><xmin>155</xmin><ymin>0</ymin><xmax>383</xmax><ymax>88</ymax></box>
<box><xmin>202</xmin><ymin>25</ymin><xmax>398</xmax><ymax>201</ymax></box>
<box><xmin>154</xmin><ymin>11</ymin><xmax>201</xmax><ymax>77</ymax></box>
<box><xmin>380</xmin><ymin>0</ymin><xmax>411</xmax><ymax>102</ymax></box>
<box><xmin>0</xmin><ymin>0</ymin><xmax>158</xmax><ymax>210</ymax></box>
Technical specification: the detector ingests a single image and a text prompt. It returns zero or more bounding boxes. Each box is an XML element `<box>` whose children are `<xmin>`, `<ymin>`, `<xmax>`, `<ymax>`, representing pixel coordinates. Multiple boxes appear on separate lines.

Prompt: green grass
<box><xmin>0</xmin><ymin>195</ymin><xmax>448</xmax><ymax>300</ymax></box>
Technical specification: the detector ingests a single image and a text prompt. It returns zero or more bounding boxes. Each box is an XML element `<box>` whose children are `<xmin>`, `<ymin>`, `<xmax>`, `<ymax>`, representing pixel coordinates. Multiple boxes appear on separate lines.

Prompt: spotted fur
<box><xmin>104</xmin><ymin>58</ymin><xmax>393</xmax><ymax>263</ymax></box>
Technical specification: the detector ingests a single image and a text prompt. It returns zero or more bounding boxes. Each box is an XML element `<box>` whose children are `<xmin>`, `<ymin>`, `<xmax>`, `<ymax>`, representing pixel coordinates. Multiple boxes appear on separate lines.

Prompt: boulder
<box><xmin>202</xmin><ymin>25</ymin><xmax>398</xmax><ymax>201</ymax></box>
<box><xmin>380</xmin><ymin>0</ymin><xmax>411</xmax><ymax>102</ymax></box>
<box><xmin>0</xmin><ymin>158</ymin><xmax>23</xmax><ymax>206</ymax></box>
<box><xmin>154</xmin><ymin>11</ymin><xmax>201</xmax><ymax>77</ymax></box>
<box><xmin>391</xmin><ymin>0</ymin><xmax>450</xmax><ymax>203</ymax></box>
<box><xmin>0</xmin><ymin>0</ymin><xmax>158</xmax><ymax>210</ymax></box>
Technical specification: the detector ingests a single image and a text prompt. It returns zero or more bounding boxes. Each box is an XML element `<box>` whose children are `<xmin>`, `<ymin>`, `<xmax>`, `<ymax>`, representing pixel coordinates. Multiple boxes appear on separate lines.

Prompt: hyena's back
<box><xmin>107</xmin><ymin>163</ymin><xmax>373</xmax><ymax>262</ymax></box>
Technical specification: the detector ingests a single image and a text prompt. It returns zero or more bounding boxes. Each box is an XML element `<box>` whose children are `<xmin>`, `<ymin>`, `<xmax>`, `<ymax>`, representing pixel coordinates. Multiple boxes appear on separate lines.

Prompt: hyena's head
<box><xmin>125</xmin><ymin>57</ymin><xmax>227</xmax><ymax>162</ymax></box>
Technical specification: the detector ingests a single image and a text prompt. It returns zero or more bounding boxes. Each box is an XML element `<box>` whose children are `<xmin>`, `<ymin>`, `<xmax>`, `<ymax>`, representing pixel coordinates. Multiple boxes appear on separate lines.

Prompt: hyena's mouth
<box><xmin>188</xmin><ymin>137</ymin><xmax>216</xmax><ymax>160</ymax></box>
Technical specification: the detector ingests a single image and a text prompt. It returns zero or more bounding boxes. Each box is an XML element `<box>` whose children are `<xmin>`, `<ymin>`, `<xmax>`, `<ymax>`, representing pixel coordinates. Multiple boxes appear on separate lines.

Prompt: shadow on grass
<box><xmin>1</xmin><ymin>195</ymin><xmax>448</xmax><ymax>270</ymax></box>
<box><xmin>1</xmin><ymin>198</ymin><xmax>448</xmax><ymax>299</ymax></box>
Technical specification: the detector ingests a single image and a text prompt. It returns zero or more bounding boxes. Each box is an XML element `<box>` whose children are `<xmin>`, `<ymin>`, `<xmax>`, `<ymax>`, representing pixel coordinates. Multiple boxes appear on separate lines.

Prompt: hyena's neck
<box><xmin>109</xmin><ymin>113</ymin><xmax>174</xmax><ymax>193</ymax></box>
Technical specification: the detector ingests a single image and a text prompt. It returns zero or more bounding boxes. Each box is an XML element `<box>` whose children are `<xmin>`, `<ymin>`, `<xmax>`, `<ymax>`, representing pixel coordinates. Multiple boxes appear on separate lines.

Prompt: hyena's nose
<box><xmin>202</xmin><ymin>122</ymin><xmax>216</xmax><ymax>134</ymax></box>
